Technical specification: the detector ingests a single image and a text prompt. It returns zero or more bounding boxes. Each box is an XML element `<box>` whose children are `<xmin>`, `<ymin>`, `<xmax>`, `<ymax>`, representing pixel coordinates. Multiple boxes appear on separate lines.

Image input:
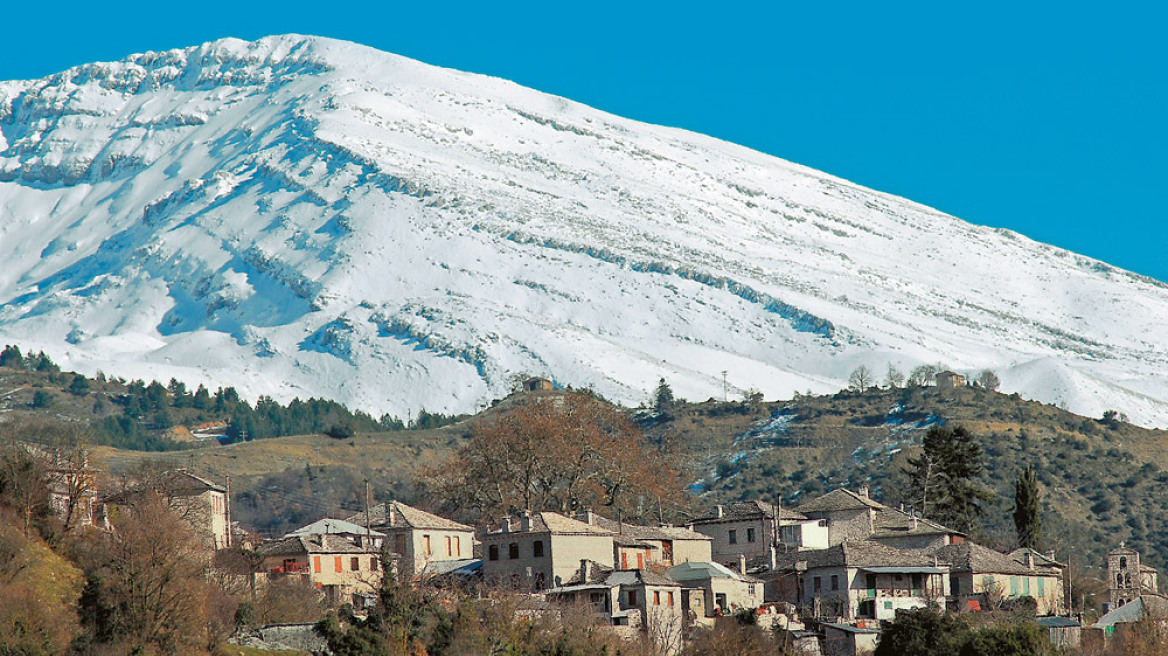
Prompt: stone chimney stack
<box><xmin>583</xmin><ymin>510</ymin><xmax>595</xmax><ymax>525</ymax></box>
<box><xmin>387</xmin><ymin>501</ymin><xmax>397</xmax><ymax>526</ymax></box>
<box><xmin>739</xmin><ymin>554</ymin><xmax>747</xmax><ymax>575</ymax></box>
<box><xmin>581</xmin><ymin>559</ymin><xmax>593</xmax><ymax>582</ymax></box>
<box><xmin>715</xmin><ymin>505</ymin><xmax>724</xmax><ymax>519</ymax></box>
<box><xmin>502</xmin><ymin>517</ymin><xmax>513</xmax><ymax>533</ymax></box>
<box><xmin>858</xmin><ymin>485</ymin><xmax>869</xmax><ymax>499</ymax></box>
<box><xmin>1025</xmin><ymin>551</ymin><xmax>1035</xmax><ymax>569</ymax></box>
<box><xmin>521</xmin><ymin>510</ymin><xmax>533</xmax><ymax>532</ymax></box>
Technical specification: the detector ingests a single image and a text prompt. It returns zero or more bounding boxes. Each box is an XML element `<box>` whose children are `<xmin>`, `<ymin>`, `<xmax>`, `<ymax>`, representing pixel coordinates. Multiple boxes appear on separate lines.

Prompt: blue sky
<box><xmin>4</xmin><ymin>1</ymin><xmax>1164</xmax><ymax>281</ymax></box>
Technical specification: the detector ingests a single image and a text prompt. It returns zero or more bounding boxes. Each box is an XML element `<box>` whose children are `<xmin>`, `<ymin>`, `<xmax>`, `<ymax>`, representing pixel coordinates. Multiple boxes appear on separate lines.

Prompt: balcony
<box><xmin>270</xmin><ymin>562</ymin><xmax>311</xmax><ymax>575</ymax></box>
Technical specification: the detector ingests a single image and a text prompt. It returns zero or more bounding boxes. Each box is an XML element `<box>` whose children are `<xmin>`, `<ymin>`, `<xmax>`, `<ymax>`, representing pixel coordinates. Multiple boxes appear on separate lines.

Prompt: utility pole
<box><xmin>363</xmin><ymin>479</ymin><xmax>372</xmax><ymax>542</ymax></box>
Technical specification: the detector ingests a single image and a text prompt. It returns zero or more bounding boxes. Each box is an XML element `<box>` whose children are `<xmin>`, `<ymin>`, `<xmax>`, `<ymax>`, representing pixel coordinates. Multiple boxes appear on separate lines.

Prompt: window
<box><xmin>728</xmin><ymin>530</ymin><xmax>737</xmax><ymax>544</ymax></box>
<box><xmin>423</xmin><ymin>535</ymin><xmax>432</xmax><ymax>556</ymax></box>
<box><xmin>509</xmin><ymin>542</ymin><xmax>519</xmax><ymax>559</ymax></box>
<box><xmin>654</xmin><ymin>591</ymin><xmax>661</xmax><ymax>605</ymax></box>
<box><xmin>813</xmin><ymin>576</ymin><xmax>822</xmax><ymax>592</ymax></box>
<box><xmin>453</xmin><ymin>536</ymin><xmax>460</xmax><ymax>557</ymax></box>
<box><xmin>334</xmin><ymin>556</ymin><xmax>343</xmax><ymax>573</ymax></box>
<box><xmin>911</xmin><ymin>573</ymin><xmax>923</xmax><ymax>590</ymax></box>
<box><xmin>747</xmin><ymin>528</ymin><xmax>756</xmax><ymax>543</ymax></box>
<box><xmin>1038</xmin><ymin>578</ymin><xmax>1045</xmax><ymax>597</ymax></box>
<box><xmin>636</xmin><ymin>553</ymin><xmax>644</xmax><ymax>569</ymax></box>
<box><xmin>1023</xmin><ymin>577</ymin><xmax>1031</xmax><ymax>595</ymax></box>
<box><xmin>313</xmin><ymin>556</ymin><xmax>321</xmax><ymax>573</ymax></box>
<box><xmin>351</xmin><ymin>557</ymin><xmax>360</xmax><ymax>571</ymax></box>
<box><xmin>446</xmin><ymin>535</ymin><xmax>452</xmax><ymax>557</ymax></box>
<box><xmin>867</xmin><ymin>573</ymin><xmax>877</xmax><ymax>590</ymax></box>
<box><xmin>489</xmin><ymin>544</ymin><xmax>499</xmax><ymax>561</ymax></box>
<box><xmin>394</xmin><ymin>534</ymin><xmax>407</xmax><ymax>554</ymax></box>
<box><xmin>371</xmin><ymin>557</ymin><xmax>379</xmax><ymax>571</ymax></box>
<box><xmin>950</xmin><ymin>574</ymin><xmax>960</xmax><ymax>595</ymax></box>
<box><xmin>667</xmin><ymin>591</ymin><xmax>674</xmax><ymax>606</ymax></box>
<box><xmin>1120</xmin><ymin>557</ymin><xmax>1128</xmax><ymax>569</ymax></box>
<box><xmin>622</xmin><ymin>553</ymin><xmax>628</xmax><ymax>569</ymax></box>
<box><xmin>831</xmin><ymin>575</ymin><xmax>839</xmax><ymax>591</ymax></box>
<box><xmin>748</xmin><ymin>584</ymin><xmax>756</xmax><ymax>596</ymax></box>
<box><xmin>533</xmin><ymin>540</ymin><xmax>545</xmax><ymax>557</ymax></box>
<box><xmin>628</xmin><ymin>590</ymin><xmax>638</xmax><ymax>606</ymax></box>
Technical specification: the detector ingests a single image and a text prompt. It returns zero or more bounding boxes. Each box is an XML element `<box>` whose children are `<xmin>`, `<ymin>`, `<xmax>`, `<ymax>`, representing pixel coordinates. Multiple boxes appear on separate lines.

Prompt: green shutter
<box><xmin>1037</xmin><ymin>578</ymin><xmax>1045</xmax><ymax>597</ymax></box>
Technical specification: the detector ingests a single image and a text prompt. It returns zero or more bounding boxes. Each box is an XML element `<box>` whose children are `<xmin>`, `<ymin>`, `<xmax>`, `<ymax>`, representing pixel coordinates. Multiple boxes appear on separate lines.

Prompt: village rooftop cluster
<box><xmin>45</xmin><ymin>450</ymin><xmax>1160</xmax><ymax>656</ymax></box>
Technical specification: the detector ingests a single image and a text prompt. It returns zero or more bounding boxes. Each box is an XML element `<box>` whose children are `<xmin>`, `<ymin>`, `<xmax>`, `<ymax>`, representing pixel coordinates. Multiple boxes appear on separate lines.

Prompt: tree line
<box><xmin>0</xmin><ymin>344</ymin><xmax>466</xmax><ymax>451</ymax></box>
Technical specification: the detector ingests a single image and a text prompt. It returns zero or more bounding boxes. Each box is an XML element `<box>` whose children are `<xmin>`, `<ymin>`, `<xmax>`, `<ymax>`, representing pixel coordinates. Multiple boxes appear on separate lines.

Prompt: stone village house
<box><xmin>345</xmin><ymin>500</ymin><xmax>475</xmax><ymax>579</ymax></box>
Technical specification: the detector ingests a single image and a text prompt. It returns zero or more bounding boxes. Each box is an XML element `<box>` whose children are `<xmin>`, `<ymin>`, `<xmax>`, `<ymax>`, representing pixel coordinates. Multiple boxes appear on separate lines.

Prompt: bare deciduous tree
<box><xmin>884</xmin><ymin>364</ymin><xmax>905</xmax><ymax>389</ymax></box>
<box><xmin>848</xmin><ymin>365</ymin><xmax>874</xmax><ymax>393</ymax></box>
<box><xmin>420</xmin><ymin>392</ymin><xmax>687</xmax><ymax>523</ymax></box>
<box><xmin>976</xmin><ymin>369</ymin><xmax>1001</xmax><ymax>392</ymax></box>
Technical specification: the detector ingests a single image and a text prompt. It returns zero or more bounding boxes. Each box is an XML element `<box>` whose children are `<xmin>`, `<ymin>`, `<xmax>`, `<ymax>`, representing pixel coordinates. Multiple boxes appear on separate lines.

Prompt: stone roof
<box><xmin>774</xmin><ymin>540</ymin><xmax>944</xmax><ymax>571</ymax></box>
<box><xmin>931</xmin><ymin>542</ymin><xmax>1037</xmax><ymax>576</ymax></box>
<box><xmin>486</xmin><ymin>511</ymin><xmax>614</xmax><ymax>537</ymax></box>
<box><xmin>578</xmin><ymin>513</ymin><xmax>713</xmax><ymax>542</ymax></box>
<box><xmin>256</xmin><ymin>533</ymin><xmax>378</xmax><ymax>557</ymax></box>
<box><xmin>285</xmin><ymin>518</ymin><xmax>386</xmax><ymax>539</ymax></box>
<box><xmin>872</xmin><ymin>507</ymin><xmax>961</xmax><ymax>538</ymax></box>
<box><xmin>607</xmin><ymin>569</ymin><xmax>678</xmax><ymax>587</ymax></box>
<box><xmin>795</xmin><ymin>489</ymin><xmax>884</xmax><ymax>514</ymax></box>
<box><xmin>666</xmin><ymin>560</ymin><xmax>763</xmax><ymax>583</ymax></box>
<box><xmin>1008</xmin><ymin>548</ymin><xmax>1066</xmax><ymax>570</ymax></box>
<box><xmin>688</xmin><ymin>500</ymin><xmax>807</xmax><ymax>524</ymax></box>
<box><xmin>1094</xmin><ymin>594</ymin><xmax>1168</xmax><ymax>628</ymax></box>
<box><xmin>345</xmin><ymin>501</ymin><xmax>472</xmax><ymax>532</ymax></box>
<box><xmin>562</xmin><ymin>560</ymin><xmax>615</xmax><ymax>585</ymax></box>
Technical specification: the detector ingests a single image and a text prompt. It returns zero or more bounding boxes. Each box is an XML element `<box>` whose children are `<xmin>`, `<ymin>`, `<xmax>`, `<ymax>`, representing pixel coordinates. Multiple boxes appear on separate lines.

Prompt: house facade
<box><xmin>687</xmin><ymin>501</ymin><xmax>805</xmax><ymax>563</ymax></box>
<box><xmin>257</xmin><ymin>533</ymin><xmax>383</xmax><ymax>606</ymax></box>
<box><xmin>773</xmin><ymin>540</ymin><xmax>950</xmax><ymax>621</ymax></box>
<box><xmin>481</xmin><ymin>511</ymin><xmax>614</xmax><ymax>590</ymax></box>
<box><xmin>345</xmin><ymin>501</ymin><xmax>474</xmax><ymax>579</ymax></box>
<box><xmin>573</xmin><ymin>511</ymin><xmax>713</xmax><ymax>565</ymax></box>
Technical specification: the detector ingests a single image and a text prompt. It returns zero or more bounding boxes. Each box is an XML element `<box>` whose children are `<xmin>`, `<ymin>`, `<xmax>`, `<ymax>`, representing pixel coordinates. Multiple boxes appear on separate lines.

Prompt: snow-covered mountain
<box><xmin>1</xmin><ymin>35</ymin><xmax>1165</xmax><ymax>425</ymax></box>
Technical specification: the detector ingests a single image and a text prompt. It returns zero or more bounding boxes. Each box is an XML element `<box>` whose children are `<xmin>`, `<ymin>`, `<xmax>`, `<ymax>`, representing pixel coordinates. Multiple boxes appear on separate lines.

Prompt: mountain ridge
<box><xmin>2</xmin><ymin>35</ymin><xmax>1166</xmax><ymax>425</ymax></box>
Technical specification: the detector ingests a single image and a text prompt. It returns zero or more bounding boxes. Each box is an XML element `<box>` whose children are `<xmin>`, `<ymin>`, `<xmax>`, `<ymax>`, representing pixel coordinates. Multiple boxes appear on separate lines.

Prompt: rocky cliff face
<box><xmin>2</xmin><ymin>35</ymin><xmax>1165</xmax><ymax>425</ymax></box>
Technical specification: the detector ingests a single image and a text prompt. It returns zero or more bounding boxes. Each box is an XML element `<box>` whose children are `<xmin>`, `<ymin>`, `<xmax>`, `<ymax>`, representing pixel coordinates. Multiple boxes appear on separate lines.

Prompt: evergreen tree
<box><xmin>903</xmin><ymin>424</ymin><xmax>993</xmax><ymax>533</ymax></box>
<box><xmin>68</xmin><ymin>374</ymin><xmax>91</xmax><ymax>396</ymax></box>
<box><xmin>654</xmin><ymin>377</ymin><xmax>675</xmax><ymax>418</ymax></box>
<box><xmin>0</xmin><ymin>345</ymin><xmax>24</xmax><ymax>369</ymax></box>
<box><xmin>1013</xmin><ymin>464</ymin><xmax>1043</xmax><ymax>551</ymax></box>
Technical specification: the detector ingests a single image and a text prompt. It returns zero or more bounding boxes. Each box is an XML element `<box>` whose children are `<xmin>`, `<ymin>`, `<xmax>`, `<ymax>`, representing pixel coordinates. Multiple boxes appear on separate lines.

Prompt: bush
<box><xmin>325</xmin><ymin>423</ymin><xmax>355</xmax><ymax>439</ymax></box>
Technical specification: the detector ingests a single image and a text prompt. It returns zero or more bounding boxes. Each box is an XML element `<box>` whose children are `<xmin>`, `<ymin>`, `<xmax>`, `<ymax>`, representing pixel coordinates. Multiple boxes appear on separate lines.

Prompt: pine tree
<box><xmin>1013</xmin><ymin>465</ymin><xmax>1043</xmax><ymax>550</ymax></box>
<box><xmin>654</xmin><ymin>377</ymin><xmax>675</xmax><ymax>418</ymax></box>
<box><xmin>903</xmin><ymin>424</ymin><xmax>994</xmax><ymax>533</ymax></box>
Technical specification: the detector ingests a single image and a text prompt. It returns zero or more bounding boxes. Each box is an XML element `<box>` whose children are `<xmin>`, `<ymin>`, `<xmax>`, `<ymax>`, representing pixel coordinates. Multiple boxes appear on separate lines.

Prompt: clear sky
<box><xmin>3</xmin><ymin>1</ymin><xmax>1164</xmax><ymax>281</ymax></box>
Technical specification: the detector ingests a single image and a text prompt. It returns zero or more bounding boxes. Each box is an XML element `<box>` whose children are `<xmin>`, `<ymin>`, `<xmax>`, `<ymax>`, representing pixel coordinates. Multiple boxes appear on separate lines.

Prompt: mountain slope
<box><xmin>1</xmin><ymin>35</ymin><xmax>1166</xmax><ymax>424</ymax></box>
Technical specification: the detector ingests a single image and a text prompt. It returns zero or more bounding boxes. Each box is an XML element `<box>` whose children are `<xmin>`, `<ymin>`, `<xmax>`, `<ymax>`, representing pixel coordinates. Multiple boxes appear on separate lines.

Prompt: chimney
<box><xmin>502</xmin><ymin>517</ymin><xmax>513</xmax><ymax>533</ymax></box>
<box><xmin>715</xmin><ymin>505</ymin><xmax>724</xmax><ymax>519</ymax></box>
<box><xmin>858</xmin><ymin>485</ymin><xmax>869</xmax><ymax>499</ymax></box>
<box><xmin>583</xmin><ymin>510</ymin><xmax>595</xmax><ymax>525</ymax></box>
<box><xmin>581</xmin><ymin>559</ymin><xmax>593</xmax><ymax>582</ymax></box>
<box><xmin>899</xmin><ymin>503</ymin><xmax>905</xmax><ymax>512</ymax></box>
<box><xmin>521</xmin><ymin>510</ymin><xmax>532</xmax><ymax>532</ymax></box>
<box><xmin>1025</xmin><ymin>551</ymin><xmax>1034</xmax><ymax>569</ymax></box>
<box><xmin>387</xmin><ymin>501</ymin><xmax>397</xmax><ymax>526</ymax></box>
<box><xmin>739</xmin><ymin>554</ymin><xmax>747</xmax><ymax>575</ymax></box>
<box><xmin>769</xmin><ymin>545</ymin><xmax>778</xmax><ymax>571</ymax></box>
<box><xmin>1047</xmin><ymin>549</ymin><xmax>1056</xmax><ymax>561</ymax></box>
<box><xmin>909</xmin><ymin>513</ymin><xmax>918</xmax><ymax>531</ymax></box>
